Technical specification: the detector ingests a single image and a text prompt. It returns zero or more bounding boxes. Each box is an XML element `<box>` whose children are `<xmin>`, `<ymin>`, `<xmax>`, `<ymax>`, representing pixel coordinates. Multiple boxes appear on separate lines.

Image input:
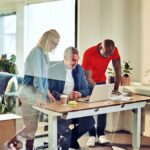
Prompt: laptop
<box><xmin>77</xmin><ymin>84</ymin><xmax>114</xmax><ymax>103</ymax></box>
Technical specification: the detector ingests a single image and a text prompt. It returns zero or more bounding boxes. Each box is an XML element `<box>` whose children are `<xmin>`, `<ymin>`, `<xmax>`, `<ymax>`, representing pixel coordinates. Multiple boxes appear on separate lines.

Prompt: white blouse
<box><xmin>63</xmin><ymin>69</ymin><xmax>74</xmax><ymax>95</ymax></box>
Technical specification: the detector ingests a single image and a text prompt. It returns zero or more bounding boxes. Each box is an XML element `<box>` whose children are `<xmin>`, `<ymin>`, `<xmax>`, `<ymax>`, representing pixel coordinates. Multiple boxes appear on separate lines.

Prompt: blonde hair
<box><xmin>37</xmin><ymin>29</ymin><xmax>60</xmax><ymax>53</ymax></box>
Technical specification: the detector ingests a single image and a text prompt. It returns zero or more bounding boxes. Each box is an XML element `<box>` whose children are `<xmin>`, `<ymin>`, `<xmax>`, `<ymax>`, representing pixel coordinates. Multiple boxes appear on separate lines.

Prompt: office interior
<box><xmin>0</xmin><ymin>0</ymin><xmax>150</xmax><ymax>150</ymax></box>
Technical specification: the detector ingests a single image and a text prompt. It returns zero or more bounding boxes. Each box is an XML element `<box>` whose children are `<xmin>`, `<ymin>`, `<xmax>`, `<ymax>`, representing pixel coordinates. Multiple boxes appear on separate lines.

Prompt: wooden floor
<box><xmin>34</xmin><ymin>131</ymin><xmax>150</xmax><ymax>150</ymax></box>
<box><xmin>77</xmin><ymin>132</ymin><xmax>150</xmax><ymax>150</ymax></box>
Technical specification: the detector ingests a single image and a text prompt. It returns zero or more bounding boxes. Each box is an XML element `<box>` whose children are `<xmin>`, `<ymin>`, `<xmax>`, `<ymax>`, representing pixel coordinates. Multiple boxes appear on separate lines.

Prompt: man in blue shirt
<box><xmin>48</xmin><ymin>47</ymin><xmax>94</xmax><ymax>150</ymax></box>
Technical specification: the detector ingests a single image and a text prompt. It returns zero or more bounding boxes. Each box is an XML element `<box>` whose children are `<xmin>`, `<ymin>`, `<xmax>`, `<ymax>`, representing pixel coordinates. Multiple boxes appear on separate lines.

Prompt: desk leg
<box><xmin>48</xmin><ymin>115</ymin><xmax>58</xmax><ymax>150</ymax></box>
<box><xmin>132</xmin><ymin>108</ymin><xmax>141</xmax><ymax>150</ymax></box>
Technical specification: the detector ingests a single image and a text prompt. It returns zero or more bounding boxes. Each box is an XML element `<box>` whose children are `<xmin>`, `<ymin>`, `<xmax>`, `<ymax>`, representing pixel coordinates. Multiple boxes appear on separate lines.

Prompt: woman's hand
<box><xmin>36</xmin><ymin>99</ymin><xmax>46</xmax><ymax>106</ymax></box>
<box><xmin>48</xmin><ymin>90</ymin><xmax>56</xmax><ymax>102</ymax></box>
<box><xmin>35</xmin><ymin>91</ymin><xmax>46</xmax><ymax>106</ymax></box>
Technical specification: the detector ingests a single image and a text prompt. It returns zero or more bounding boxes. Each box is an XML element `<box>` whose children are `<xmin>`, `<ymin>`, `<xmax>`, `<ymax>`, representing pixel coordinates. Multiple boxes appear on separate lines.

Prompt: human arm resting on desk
<box><xmin>47</xmin><ymin>90</ymin><xmax>56</xmax><ymax>102</ymax></box>
<box><xmin>112</xmin><ymin>58</ymin><xmax>121</xmax><ymax>95</ymax></box>
<box><xmin>69</xmin><ymin>91</ymin><xmax>81</xmax><ymax>100</ymax></box>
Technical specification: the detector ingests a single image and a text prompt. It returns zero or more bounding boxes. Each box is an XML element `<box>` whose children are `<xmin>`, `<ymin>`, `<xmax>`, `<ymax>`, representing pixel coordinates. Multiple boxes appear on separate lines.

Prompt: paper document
<box><xmin>109</xmin><ymin>93</ymin><xmax>132</xmax><ymax>101</ymax></box>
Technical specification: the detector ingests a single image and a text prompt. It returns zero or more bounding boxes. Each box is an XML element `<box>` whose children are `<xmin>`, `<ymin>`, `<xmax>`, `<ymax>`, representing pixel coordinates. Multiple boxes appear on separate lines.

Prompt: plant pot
<box><xmin>121</xmin><ymin>75</ymin><xmax>130</xmax><ymax>86</ymax></box>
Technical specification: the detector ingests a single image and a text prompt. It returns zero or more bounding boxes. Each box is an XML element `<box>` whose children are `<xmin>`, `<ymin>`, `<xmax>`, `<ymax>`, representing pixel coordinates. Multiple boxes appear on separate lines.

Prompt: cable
<box><xmin>110</xmin><ymin>111</ymin><xmax>121</xmax><ymax>143</ymax></box>
<box><xmin>108</xmin><ymin>111</ymin><xmax>128</xmax><ymax>150</ymax></box>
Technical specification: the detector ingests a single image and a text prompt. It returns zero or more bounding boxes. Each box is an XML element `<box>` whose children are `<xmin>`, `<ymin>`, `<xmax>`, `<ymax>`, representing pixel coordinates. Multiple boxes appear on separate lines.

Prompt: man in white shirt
<box><xmin>48</xmin><ymin>47</ymin><xmax>95</xmax><ymax>150</ymax></box>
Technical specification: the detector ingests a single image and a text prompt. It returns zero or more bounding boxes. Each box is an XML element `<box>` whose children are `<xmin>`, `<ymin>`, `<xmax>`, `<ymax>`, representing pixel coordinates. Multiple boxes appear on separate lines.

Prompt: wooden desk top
<box><xmin>35</xmin><ymin>95</ymin><xmax>150</xmax><ymax>114</ymax></box>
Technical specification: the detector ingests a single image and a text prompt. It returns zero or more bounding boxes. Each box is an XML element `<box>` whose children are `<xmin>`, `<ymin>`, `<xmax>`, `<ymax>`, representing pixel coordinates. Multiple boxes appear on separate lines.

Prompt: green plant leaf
<box><xmin>122</xmin><ymin>60</ymin><xmax>133</xmax><ymax>76</ymax></box>
<box><xmin>0</xmin><ymin>54</ymin><xmax>17</xmax><ymax>74</ymax></box>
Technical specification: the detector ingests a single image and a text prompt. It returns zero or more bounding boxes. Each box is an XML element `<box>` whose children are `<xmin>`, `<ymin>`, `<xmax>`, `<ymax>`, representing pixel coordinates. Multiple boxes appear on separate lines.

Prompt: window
<box><xmin>24</xmin><ymin>0</ymin><xmax>76</xmax><ymax>61</ymax></box>
<box><xmin>0</xmin><ymin>14</ymin><xmax>16</xmax><ymax>58</ymax></box>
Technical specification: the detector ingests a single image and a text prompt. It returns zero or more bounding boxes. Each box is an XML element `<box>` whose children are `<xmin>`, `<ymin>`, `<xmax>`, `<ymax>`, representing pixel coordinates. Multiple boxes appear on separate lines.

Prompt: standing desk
<box><xmin>33</xmin><ymin>94</ymin><xmax>150</xmax><ymax>150</ymax></box>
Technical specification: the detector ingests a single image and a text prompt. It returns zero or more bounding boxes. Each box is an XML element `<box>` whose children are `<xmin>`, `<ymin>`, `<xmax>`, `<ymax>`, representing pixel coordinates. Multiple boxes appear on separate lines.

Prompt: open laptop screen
<box><xmin>78</xmin><ymin>84</ymin><xmax>114</xmax><ymax>103</ymax></box>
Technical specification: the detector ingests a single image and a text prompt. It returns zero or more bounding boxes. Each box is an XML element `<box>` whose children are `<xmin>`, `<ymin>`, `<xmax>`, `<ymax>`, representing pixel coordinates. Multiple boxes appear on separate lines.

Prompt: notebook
<box><xmin>77</xmin><ymin>84</ymin><xmax>114</xmax><ymax>103</ymax></box>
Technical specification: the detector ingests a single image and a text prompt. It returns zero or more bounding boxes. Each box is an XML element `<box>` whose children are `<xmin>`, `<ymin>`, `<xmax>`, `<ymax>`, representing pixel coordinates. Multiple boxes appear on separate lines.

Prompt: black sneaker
<box><xmin>58</xmin><ymin>136</ymin><xmax>70</xmax><ymax>150</ymax></box>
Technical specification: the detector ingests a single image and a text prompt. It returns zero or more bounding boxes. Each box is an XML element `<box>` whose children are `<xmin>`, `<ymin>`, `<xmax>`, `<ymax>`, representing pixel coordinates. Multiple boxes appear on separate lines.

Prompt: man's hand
<box><xmin>69</xmin><ymin>91</ymin><xmax>81</xmax><ymax>100</ymax></box>
<box><xmin>48</xmin><ymin>91</ymin><xmax>56</xmax><ymax>102</ymax></box>
<box><xmin>111</xmin><ymin>89</ymin><xmax>121</xmax><ymax>95</ymax></box>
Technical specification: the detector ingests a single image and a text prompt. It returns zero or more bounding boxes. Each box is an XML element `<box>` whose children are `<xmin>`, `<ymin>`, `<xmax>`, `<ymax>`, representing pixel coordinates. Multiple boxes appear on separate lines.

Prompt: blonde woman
<box><xmin>6</xmin><ymin>29</ymin><xmax>60</xmax><ymax>150</ymax></box>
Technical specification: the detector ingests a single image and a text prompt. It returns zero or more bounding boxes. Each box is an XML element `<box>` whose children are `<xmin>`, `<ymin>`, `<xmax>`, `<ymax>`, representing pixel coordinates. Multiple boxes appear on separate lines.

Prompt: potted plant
<box><xmin>121</xmin><ymin>61</ymin><xmax>133</xmax><ymax>86</ymax></box>
<box><xmin>0</xmin><ymin>54</ymin><xmax>17</xmax><ymax>74</ymax></box>
<box><xmin>0</xmin><ymin>54</ymin><xmax>18</xmax><ymax>114</ymax></box>
<box><xmin>107</xmin><ymin>61</ymin><xmax>133</xmax><ymax>85</ymax></box>
<box><xmin>0</xmin><ymin>95</ymin><xmax>9</xmax><ymax>114</ymax></box>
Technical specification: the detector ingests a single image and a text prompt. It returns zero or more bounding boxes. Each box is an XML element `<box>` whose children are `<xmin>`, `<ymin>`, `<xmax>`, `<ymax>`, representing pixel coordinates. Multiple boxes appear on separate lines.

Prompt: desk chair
<box><xmin>0</xmin><ymin>76</ymin><xmax>18</xmax><ymax>113</ymax></box>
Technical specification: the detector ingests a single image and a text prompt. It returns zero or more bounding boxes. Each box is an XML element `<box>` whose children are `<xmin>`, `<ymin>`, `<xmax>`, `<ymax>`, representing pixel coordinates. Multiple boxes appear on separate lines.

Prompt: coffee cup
<box><xmin>60</xmin><ymin>95</ymin><xmax>68</xmax><ymax>105</ymax></box>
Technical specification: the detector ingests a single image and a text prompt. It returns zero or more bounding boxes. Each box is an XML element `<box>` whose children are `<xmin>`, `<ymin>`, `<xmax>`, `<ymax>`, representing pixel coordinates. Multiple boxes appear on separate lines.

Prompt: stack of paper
<box><xmin>109</xmin><ymin>94</ymin><xmax>132</xmax><ymax>101</ymax></box>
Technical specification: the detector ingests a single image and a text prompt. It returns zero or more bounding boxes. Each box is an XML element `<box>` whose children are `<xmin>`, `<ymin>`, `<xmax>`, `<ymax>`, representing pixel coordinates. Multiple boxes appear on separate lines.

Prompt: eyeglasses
<box><xmin>51</xmin><ymin>40</ymin><xmax>58</xmax><ymax>47</ymax></box>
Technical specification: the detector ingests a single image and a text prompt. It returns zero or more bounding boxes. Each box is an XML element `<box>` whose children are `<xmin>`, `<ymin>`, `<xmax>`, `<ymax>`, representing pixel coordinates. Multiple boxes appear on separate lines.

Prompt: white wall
<box><xmin>78</xmin><ymin>0</ymin><xmax>150</xmax><ymax>83</ymax></box>
<box><xmin>78</xmin><ymin>0</ymin><xmax>130</xmax><ymax>61</ymax></box>
<box><xmin>141</xmin><ymin>0</ymin><xmax>150</xmax><ymax>84</ymax></box>
<box><xmin>77</xmin><ymin>0</ymin><xmax>101</xmax><ymax>62</ymax></box>
<box><xmin>127</xmin><ymin>0</ymin><xmax>142</xmax><ymax>82</ymax></box>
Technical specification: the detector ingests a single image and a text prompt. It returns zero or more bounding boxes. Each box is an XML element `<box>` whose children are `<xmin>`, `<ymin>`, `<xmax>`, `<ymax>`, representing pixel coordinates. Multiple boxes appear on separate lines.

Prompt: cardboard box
<box><xmin>0</xmin><ymin>114</ymin><xmax>21</xmax><ymax>144</ymax></box>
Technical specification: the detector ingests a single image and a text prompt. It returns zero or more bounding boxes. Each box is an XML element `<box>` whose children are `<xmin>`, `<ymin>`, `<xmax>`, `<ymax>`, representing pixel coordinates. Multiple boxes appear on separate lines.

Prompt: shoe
<box><xmin>98</xmin><ymin>135</ymin><xmax>109</xmax><ymax>144</ymax></box>
<box><xmin>86</xmin><ymin>136</ymin><xmax>96</xmax><ymax>147</ymax></box>
<box><xmin>4</xmin><ymin>140</ymin><xmax>23</xmax><ymax>150</ymax></box>
<box><xmin>3</xmin><ymin>143</ymin><xmax>16</xmax><ymax>150</ymax></box>
<box><xmin>59</xmin><ymin>136</ymin><xmax>70</xmax><ymax>150</ymax></box>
